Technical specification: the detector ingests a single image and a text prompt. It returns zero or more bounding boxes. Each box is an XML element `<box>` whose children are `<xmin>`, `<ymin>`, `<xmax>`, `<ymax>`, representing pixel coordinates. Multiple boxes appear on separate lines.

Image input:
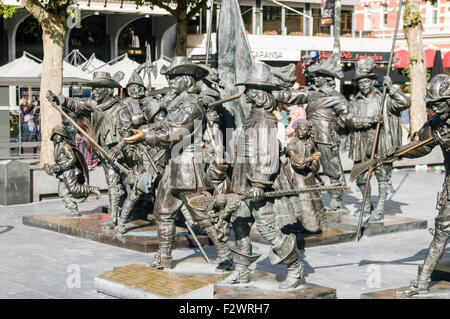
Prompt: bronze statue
<box><xmin>47</xmin><ymin>72</ymin><xmax>133</xmax><ymax>231</ymax></box>
<box><xmin>44</xmin><ymin>125</ymin><xmax>100</xmax><ymax>216</ymax></box>
<box><xmin>392</xmin><ymin>74</ymin><xmax>450</xmax><ymax>296</ymax></box>
<box><xmin>217</xmin><ymin>62</ymin><xmax>305</xmax><ymax>289</ymax></box>
<box><xmin>273</xmin><ymin>54</ymin><xmax>349</xmax><ymax>212</ymax></box>
<box><xmin>286</xmin><ymin>120</ymin><xmax>327</xmax><ymax>232</ymax></box>
<box><xmin>346</xmin><ymin>57</ymin><xmax>410</xmax><ymax>221</ymax></box>
<box><xmin>124</xmin><ymin>57</ymin><xmax>231</xmax><ymax>271</ymax></box>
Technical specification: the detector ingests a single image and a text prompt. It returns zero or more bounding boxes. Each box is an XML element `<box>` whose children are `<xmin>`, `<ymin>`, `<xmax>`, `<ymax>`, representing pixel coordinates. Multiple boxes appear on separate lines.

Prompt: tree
<box><xmin>136</xmin><ymin>0</ymin><xmax>208</xmax><ymax>55</ymax></box>
<box><xmin>402</xmin><ymin>0</ymin><xmax>434</xmax><ymax>134</ymax></box>
<box><xmin>1</xmin><ymin>1</ymin><xmax>71</xmax><ymax>166</ymax></box>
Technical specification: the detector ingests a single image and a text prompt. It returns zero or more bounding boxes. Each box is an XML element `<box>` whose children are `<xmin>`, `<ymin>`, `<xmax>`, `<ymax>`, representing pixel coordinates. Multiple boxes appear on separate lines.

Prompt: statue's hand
<box><xmin>123</xmin><ymin>129</ymin><xmax>145</xmax><ymax>144</ymax></box>
<box><xmin>43</xmin><ymin>164</ymin><xmax>53</xmax><ymax>175</ymax></box>
<box><xmin>311</xmin><ymin>152</ymin><xmax>321</xmax><ymax>160</ymax></box>
<box><xmin>46</xmin><ymin>91</ymin><xmax>63</xmax><ymax>105</ymax></box>
<box><xmin>249</xmin><ymin>186</ymin><xmax>265</xmax><ymax>202</ymax></box>
<box><xmin>383</xmin><ymin>76</ymin><xmax>394</xmax><ymax>92</ymax></box>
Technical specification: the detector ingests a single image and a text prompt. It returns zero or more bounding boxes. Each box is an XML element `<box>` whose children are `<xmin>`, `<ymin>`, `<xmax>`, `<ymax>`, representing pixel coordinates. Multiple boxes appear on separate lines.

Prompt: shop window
<box><xmin>240</xmin><ymin>6</ymin><xmax>253</xmax><ymax>33</ymax></box>
<box><xmin>286</xmin><ymin>8</ymin><xmax>304</xmax><ymax>35</ymax></box>
<box><xmin>312</xmin><ymin>8</ymin><xmax>330</xmax><ymax>36</ymax></box>
<box><xmin>263</xmin><ymin>6</ymin><xmax>282</xmax><ymax>34</ymax></box>
<box><xmin>341</xmin><ymin>10</ymin><xmax>352</xmax><ymax>34</ymax></box>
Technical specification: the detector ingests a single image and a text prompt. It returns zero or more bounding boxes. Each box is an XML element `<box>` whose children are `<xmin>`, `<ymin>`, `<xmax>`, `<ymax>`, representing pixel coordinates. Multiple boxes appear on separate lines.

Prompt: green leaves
<box><xmin>0</xmin><ymin>4</ymin><xmax>18</xmax><ymax>18</ymax></box>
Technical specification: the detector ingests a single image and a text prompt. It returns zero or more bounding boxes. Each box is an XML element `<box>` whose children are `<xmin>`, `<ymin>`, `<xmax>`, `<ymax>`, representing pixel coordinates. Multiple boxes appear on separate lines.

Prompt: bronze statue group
<box><xmin>45</xmin><ymin>53</ymin><xmax>450</xmax><ymax>296</ymax></box>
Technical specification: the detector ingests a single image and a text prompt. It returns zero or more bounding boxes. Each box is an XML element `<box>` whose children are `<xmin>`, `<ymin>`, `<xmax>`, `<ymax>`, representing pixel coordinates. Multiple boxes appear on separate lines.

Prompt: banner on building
<box><xmin>321</xmin><ymin>0</ymin><xmax>335</xmax><ymax>26</ymax></box>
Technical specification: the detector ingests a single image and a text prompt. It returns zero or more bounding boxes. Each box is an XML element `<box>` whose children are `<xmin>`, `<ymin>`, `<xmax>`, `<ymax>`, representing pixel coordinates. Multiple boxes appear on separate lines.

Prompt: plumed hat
<box><xmin>308</xmin><ymin>53</ymin><xmax>344</xmax><ymax>79</ymax></box>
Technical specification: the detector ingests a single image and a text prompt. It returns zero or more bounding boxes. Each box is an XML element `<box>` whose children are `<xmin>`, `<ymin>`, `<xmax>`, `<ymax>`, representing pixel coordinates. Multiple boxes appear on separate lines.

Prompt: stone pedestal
<box><xmin>0</xmin><ymin>160</ymin><xmax>30</xmax><ymax>205</ymax></box>
<box><xmin>95</xmin><ymin>257</ymin><xmax>336</xmax><ymax>299</ymax></box>
<box><xmin>361</xmin><ymin>281</ymin><xmax>450</xmax><ymax>299</ymax></box>
<box><xmin>23</xmin><ymin>211</ymin><xmax>211</xmax><ymax>253</ymax></box>
<box><xmin>327</xmin><ymin>212</ymin><xmax>427</xmax><ymax>236</ymax></box>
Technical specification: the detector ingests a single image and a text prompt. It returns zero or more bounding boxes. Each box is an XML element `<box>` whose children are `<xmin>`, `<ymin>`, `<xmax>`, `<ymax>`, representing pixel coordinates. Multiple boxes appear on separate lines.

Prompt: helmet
<box><xmin>425</xmin><ymin>74</ymin><xmax>450</xmax><ymax>103</ymax></box>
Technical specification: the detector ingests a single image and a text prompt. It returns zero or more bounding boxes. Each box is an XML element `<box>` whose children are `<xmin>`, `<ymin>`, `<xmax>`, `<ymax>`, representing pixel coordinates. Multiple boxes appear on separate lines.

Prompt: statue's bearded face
<box><xmin>92</xmin><ymin>87</ymin><xmax>110</xmax><ymax>102</ymax></box>
<box><xmin>432</xmin><ymin>99</ymin><xmax>450</xmax><ymax>122</ymax></box>
<box><xmin>168</xmin><ymin>75</ymin><xmax>186</xmax><ymax>95</ymax></box>
<box><xmin>128</xmin><ymin>84</ymin><xmax>145</xmax><ymax>99</ymax></box>
<box><xmin>357</xmin><ymin>78</ymin><xmax>375</xmax><ymax>96</ymax></box>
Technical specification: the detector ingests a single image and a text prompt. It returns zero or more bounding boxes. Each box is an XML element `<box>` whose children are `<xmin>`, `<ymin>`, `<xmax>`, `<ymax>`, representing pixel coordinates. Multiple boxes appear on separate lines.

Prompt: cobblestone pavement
<box><xmin>0</xmin><ymin>169</ymin><xmax>448</xmax><ymax>299</ymax></box>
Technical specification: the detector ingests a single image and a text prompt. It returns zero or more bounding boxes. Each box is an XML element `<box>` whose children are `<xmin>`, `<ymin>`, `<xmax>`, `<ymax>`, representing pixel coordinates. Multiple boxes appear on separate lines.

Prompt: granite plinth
<box><xmin>250</xmin><ymin>226</ymin><xmax>356</xmax><ymax>249</ymax></box>
<box><xmin>419</xmin><ymin>261</ymin><xmax>450</xmax><ymax>282</ymax></box>
<box><xmin>361</xmin><ymin>281</ymin><xmax>450</xmax><ymax>299</ymax></box>
<box><xmin>214</xmin><ymin>271</ymin><xmax>336</xmax><ymax>299</ymax></box>
<box><xmin>95</xmin><ymin>258</ymin><xmax>228</xmax><ymax>299</ymax></box>
<box><xmin>327</xmin><ymin>212</ymin><xmax>427</xmax><ymax>236</ymax></box>
<box><xmin>22</xmin><ymin>211</ymin><xmax>211</xmax><ymax>253</ymax></box>
<box><xmin>95</xmin><ymin>257</ymin><xmax>336</xmax><ymax>299</ymax></box>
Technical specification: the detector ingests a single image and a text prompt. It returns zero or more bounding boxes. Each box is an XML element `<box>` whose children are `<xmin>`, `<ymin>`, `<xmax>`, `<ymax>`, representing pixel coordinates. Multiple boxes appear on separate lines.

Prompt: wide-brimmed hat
<box><xmin>424</xmin><ymin>73</ymin><xmax>450</xmax><ymax>102</ymax></box>
<box><xmin>85</xmin><ymin>72</ymin><xmax>121</xmax><ymax>88</ymax></box>
<box><xmin>126</xmin><ymin>71</ymin><xmax>145</xmax><ymax>88</ymax></box>
<box><xmin>354</xmin><ymin>57</ymin><xmax>377</xmax><ymax>81</ymax></box>
<box><xmin>160</xmin><ymin>56</ymin><xmax>209</xmax><ymax>81</ymax></box>
<box><xmin>308</xmin><ymin>53</ymin><xmax>344</xmax><ymax>79</ymax></box>
<box><xmin>50</xmin><ymin>125</ymin><xmax>68</xmax><ymax>140</ymax></box>
<box><xmin>235</xmin><ymin>62</ymin><xmax>281</xmax><ymax>91</ymax></box>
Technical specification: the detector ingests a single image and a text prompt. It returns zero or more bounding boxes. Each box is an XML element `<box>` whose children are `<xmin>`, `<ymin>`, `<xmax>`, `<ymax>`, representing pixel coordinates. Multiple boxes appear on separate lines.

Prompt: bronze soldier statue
<box><xmin>44</xmin><ymin>125</ymin><xmax>100</xmax><ymax>216</ymax></box>
<box><xmin>346</xmin><ymin>58</ymin><xmax>410</xmax><ymax>221</ymax></box>
<box><xmin>273</xmin><ymin>53</ymin><xmax>349</xmax><ymax>212</ymax></box>
<box><xmin>217</xmin><ymin>63</ymin><xmax>305</xmax><ymax>289</ymax></box>
<box><xmin>46</xmin><ymin>72</ymin><xmax>133</xmax><ymax>231</ymax></box>
<box><xmin>286</xmin><ymin>120</ymin><xmax>327</xmax><ymax>232</ymax></box>
<box><xmin>124</xmin><ymin>57</ymin><xmax>231</xmax><ymax>271</ymax></box>
<box><xmin>392</xmin><ymin>74</ymin><xmax>450</xmax><ymax>296</ymax></box>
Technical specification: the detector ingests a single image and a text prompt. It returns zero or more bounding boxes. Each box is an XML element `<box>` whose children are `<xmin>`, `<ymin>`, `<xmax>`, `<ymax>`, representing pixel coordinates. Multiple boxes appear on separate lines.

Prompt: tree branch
<box><xmin>140</xmin><ymin>0</ymin><xmax>176</xmax><ymax>15</ymax></box>
<box><xmin>22</xmin><ymin>0</ymin><xmax>48</xmax><ymax>22</ymax></box>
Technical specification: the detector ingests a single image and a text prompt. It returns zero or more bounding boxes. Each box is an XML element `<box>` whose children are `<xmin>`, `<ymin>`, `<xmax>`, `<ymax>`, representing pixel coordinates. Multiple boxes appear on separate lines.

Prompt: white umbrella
<box><xmin>0</xmin><ymin>54</ymin><xmax>40</xmax><ymax>78</ymax></box>
<box><xmin>78</xmin><ymin>54</ymin><xmax>113</xmax><ymax>74</ymax></box>
<box><xmin>107</xmin><ymin>54</ymin><xmax>142</xmax><ymax>88</ymax></box>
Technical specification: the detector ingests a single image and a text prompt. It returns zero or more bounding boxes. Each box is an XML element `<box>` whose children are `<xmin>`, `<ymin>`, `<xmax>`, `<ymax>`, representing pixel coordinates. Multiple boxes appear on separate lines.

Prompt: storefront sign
<box><xmin>321</xmin><ymin>0</ymin><xmax>335</xmax><ymax>26</ymax></box>
<box><xmin>302</xmin><ymin>50</ymin><xmax>390</xmax><ymax>62</ymax></box>
<box><xmin>251</xmin><ymin>50</ymin><xmax>301</xmax><ymax>61</ymax></box>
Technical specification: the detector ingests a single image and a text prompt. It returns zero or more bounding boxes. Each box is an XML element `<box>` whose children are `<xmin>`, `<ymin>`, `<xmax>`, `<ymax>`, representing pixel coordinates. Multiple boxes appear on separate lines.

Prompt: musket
<box><xmin>148</xmin><ymin>87</ymin><xmax>169</xmax><ymax>97</ymax></box>
<box><xmin>49</xmin><ymin>100</ymin><xmax>131</xmax><ymax>175</ymax></box>
<box><xmin>188</xmin><ymin>185</ymin><xmax>350</xmax><ymax>209</ymax></box>
<box><xmin>355</xmin><ymin>0</ymin><xmax>404</xmax><ymax>242</ymax></box>
<box><xmin>208</xmin><ymin>93</ymin><xmax>242</xmax><ymax>109</ymax></box>
<box><xmin>350</xmin><ymin>136</ymin><xmax>435</xmax><ymax>182</ymax></box>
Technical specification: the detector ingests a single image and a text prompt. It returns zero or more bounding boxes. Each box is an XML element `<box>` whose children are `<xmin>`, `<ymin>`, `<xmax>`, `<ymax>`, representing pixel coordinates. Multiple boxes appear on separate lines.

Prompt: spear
<box><xmin>355</xmin><ymin>0</ymin><xmax>404</xmax><ymax>242</ymax></box>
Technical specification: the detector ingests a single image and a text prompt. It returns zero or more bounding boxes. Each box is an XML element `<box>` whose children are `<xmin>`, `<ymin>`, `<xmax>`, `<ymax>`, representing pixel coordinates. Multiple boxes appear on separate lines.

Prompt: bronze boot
<box><xmin>150</xmin><ymin>220</ymin><xmax>175</xmax><ymax>269</ymax></box>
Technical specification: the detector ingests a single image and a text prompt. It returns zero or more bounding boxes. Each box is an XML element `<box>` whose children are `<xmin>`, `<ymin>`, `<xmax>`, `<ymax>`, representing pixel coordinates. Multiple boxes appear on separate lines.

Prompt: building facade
<box><xmin>354</xmin><ymin>0</ymin><xmax>450</xmax><ymax>71</ymax></box>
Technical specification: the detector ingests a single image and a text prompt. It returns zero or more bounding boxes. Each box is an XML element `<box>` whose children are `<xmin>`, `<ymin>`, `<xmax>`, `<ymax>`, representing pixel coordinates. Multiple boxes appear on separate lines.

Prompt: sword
<box><xmin>355</xmin><ymin>0</ymin><xmax>404</xmax><ymax>242</ymax></box>
<box><xmin>49</xmin><ymin>100</ymin><xmax>130</xmax><ymax>175</ymax></box>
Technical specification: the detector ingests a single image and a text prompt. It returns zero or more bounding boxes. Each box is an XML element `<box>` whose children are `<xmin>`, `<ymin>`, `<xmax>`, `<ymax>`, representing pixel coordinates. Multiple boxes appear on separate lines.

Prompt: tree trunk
<box><xmin>175</xmin><ymin>8</ymin><xmax>188</xmax><ymax>55</ymax></box>
<box><xmin>403</xmin><ymin>0</ymin><xmax>427</xmax><ymax>134</ymax></box>
<box><xmin>39</xmin><ymin>15</ymin><xmax>67</xmax><ymax>166</ymax></box>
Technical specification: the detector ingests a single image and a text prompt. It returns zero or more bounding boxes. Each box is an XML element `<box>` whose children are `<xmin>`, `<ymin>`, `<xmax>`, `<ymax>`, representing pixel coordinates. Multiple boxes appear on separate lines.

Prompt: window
<box><xmin>341</xmin><ymin>10</ymin><xmax>353</xmax><ymax>33</ymax></box>
<box><xmin>240</xmin><ymin>6</ymin><xmax>253</xmax><ymax>33</ymax></box>
<box><xmin>432</xmin><ymin>2</ymin><xmax>438</xmax><ymax>25</ymax></box>
<box><xmin>382</xmin><ymin>5</ymin><xmax>388</xmax><ymax>28</ymax></box>
<box><xmin>312</xmin><ymin>8</ymin><xmax>330</xmax><ymax>36</ymax></box>
<box><xmin>263</xmin><ymin>6</ymin><xmax>282</xmax><ymax>34</ymax></box>
<box><xmin>286</xmin><ymin>8</ymin><xmax>304</xmax><ymax>35</ymax></box>
<box><xmin>364</xmin><ymin>6</ymin><xmax>372</xmax><ymax>30</ymax></box>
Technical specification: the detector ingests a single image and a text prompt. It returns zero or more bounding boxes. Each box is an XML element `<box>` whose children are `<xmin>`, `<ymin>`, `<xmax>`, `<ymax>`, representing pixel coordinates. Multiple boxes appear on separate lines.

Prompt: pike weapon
<box><xmin>350</xmin><ymin>136</ymin><xmax>435</xmax><ymax>182</ymax></box>
<box><xmin>355</xmin><ymin>0</ymin><xmax>404</xmax><ymax>242</ymax></box>
<box><xmin>49</xmin><ymin>100</ymin><xmax>131</xmax><ymax>175</ymax></box>
<box><xmin>188</xmin><ymin>185</ymin><xmax>350</xmax><ymax>210</ymax></box>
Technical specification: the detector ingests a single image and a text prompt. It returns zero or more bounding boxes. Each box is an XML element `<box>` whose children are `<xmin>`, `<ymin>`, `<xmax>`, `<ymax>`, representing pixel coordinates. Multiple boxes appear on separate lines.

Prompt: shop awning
<box><xmin>393</xmin><ymin>50</ymin><xmax>409</xmax><ymax>68</ymax></box>
<box><xmin>394</xmin><ymin>49</ymin><xmax>449</xmax><ymax>69</ymax></box>
<box><xmin>443</xmin><ymin>51</ymin><xmax>450</xmax><ymax>68</ymax></box>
